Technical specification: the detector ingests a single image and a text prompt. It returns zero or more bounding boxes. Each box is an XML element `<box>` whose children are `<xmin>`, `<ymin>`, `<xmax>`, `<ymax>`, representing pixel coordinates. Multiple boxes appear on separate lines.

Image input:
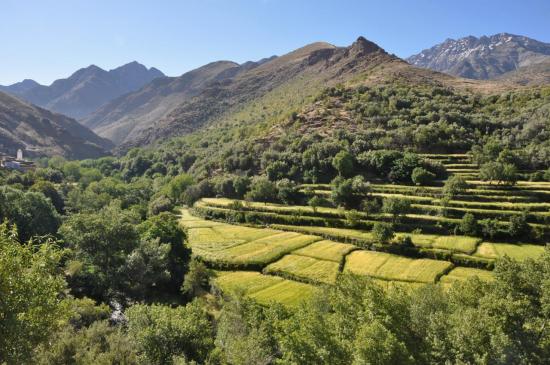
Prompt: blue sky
<box><xmin>1</xmin><ymin>0</ymin><xmax>549</xmax><ymax>85</ymax></box>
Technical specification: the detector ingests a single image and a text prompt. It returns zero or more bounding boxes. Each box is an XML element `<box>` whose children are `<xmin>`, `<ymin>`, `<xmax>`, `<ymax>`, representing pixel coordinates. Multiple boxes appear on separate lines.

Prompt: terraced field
<box><xmin>182</xmin><ymin>154</ymin><xmax>548</xmax><ymax>306</ymax></box>
<box><xmin>344</xmin><ymin>251</ymin><xmax>453</xmax><ymax>283</ymax></box>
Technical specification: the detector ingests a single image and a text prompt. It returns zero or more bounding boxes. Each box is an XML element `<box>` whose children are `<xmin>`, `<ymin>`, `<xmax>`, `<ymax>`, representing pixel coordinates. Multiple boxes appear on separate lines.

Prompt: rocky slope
<box><xmin>0</xmin><ymin>91</ymin><xmax>113</xmax><ymax>159</ymax></box>
<box><xmin>1</xmin><ymin>62</ymin><xmax>164</xmax><ymax>119</ymax></box>
<box><xmin>85</xmin><ymin>37</ymin><xmax>409</xmax><ymax>150</ymax></box>
<box><xmin>407</xmin><ymin>33</ymin><xmax>550</xmax><ymax>79</ymax></box>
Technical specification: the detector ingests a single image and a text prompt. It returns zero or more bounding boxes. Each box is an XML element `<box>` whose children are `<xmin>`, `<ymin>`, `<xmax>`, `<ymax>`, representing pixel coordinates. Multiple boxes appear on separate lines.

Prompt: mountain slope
<box><xmin>0</xmin><ymin>79</ymin><xmax>41</xmax><ymax>94</ymax></box>
<box><xmin>82</xmin><ymin>60</ymin><xmax>244</xmax><ymax>144</ymax></box>
<box><xmin>0</xmin><ymin>91</ymin><xmax>113</xmax><ymax>159</ymax></box>
<box><xmin>86</xmin><ymin>37</ymin><xmax>405</xmax><ymax>149</ymax></box>
<box><xmin>1</xmin><ymin>62</ymin><xmax>164</xmax><ymax>119</ymax></box>
<box><xmin>407</xmin><ymin>33</ymin><xmax>550</xmax><ymax>79</ymax></box>
<box><xmin>497</xmin><ymin>59</ymin><xmax>550</xmax><ymax>85</ymax></box>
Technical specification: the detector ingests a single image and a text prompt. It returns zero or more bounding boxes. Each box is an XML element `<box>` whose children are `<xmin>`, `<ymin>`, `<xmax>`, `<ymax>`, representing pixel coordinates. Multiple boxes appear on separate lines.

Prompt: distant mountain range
<box><xmin>0</xmin><ymin>62</ymin><xmax>164</xmax><ymax>119</ymax></box>
<box><xmin>2</xmin><ymin>33</ymin><xmax>549</xmax><ymax>158</ymax></box>
<box><xmin>407</xmin><ymin>33</ymin><xmax>550</xmax><ymax>79</ymax></box>
<box><xmin>0</xmin><ymin>91</ymin><xmax>113</xmax><ymax>159</ymax></box>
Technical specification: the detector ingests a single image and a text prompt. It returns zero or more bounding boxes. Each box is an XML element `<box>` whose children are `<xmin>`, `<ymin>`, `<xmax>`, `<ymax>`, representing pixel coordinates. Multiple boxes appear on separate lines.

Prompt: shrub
<box><xmin>382</xmin><ymin>197</ymin><xmax>411</xmax><ymax>223</ymax></box>
<box><xmin>479</xmin><ymin>218</ymin><xmax>500</xmax><ymax>239</ymax></box>
<box><xmin>372</xmin><ymin>222</ymin><xmax>394</xmax><ymax>244</ymax></box>
<box><xmin>332</xmin><ymin>150</ymin><xmax>354</xmax><ymax>177</ymax></box>
<box><xmin>443</xmin><ymin>175</ymin><xmax>468</xmax><ymax>198</ymax></box>
<box><xmin>508</xmin><ymin>212</ymin><xmax>531</xmax><ymax>239</ymax></box>
<box><xmin>479</xmin><ymin>162</ymin><xmax>517</xmax><ymax>185</ymax></box>
<box><xmin>411</xmin><ymin>167</ymin><xmax>436</xmax><ymax>186</ymax></box>
<box><xmin>459</xmin><ymin>213</ymin><xmax>479</xmax><ymax>236</ymax></box>
<box><xmin>245</xmin><ymin>176</ymin><xmax>278</xmax><ymax>203</ymax></box>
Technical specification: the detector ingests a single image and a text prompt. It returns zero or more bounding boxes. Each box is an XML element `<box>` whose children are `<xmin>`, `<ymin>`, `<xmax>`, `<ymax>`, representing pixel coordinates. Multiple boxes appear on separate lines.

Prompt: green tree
<box><xmin>0</xmin><ymin>223</ymin><xmax>67</xmax><ymax>363</ymax></box>
<box><xmin>126</xmin><ymin>302</ymin><xmax>214</xmax><ymax>364</ymax></box>
<box><xmin>60</xmin><ymin>205</ymin><xmax>140</xmax><ymax>301</ymax></box>
<box><xmin>0</xmin><ymin>186</ymin><xmax>61</xmax><ymax>241</ymax></box>
<box><xmin>479</xmin><ymin>162</ymin><xmax>517</xmax><ymax>185</ymax></box>
<box><xmin>442</xmin><ymin>175</ymin><xmax>468</xmax><ymax>198</ymax></box>
<box><xmin>411</xmin><ymin>167</ymin><xmax>436</xmax><ymax>186</ymax></box>
<box><xmin>459</xmin><ymin>213</ymin><xmax>479</xmax><ymax>236</ymax></box>
<box><xmin>163</xmin><ymin>174</ymin><xmax>194</xmax><ymax>203</ymax></box>
<box><xmin>382</xmin><ymin>197</ymin><xmax>411</xmax><ymax>223</ymax></box>
<box><xmin>30</xmin><ymin>180</ymin><xmax>65</xmax><ymax>213</ymax></box>
<box><xmin>244</xmin><ymin>176</ymin><xmax>278</xmax><ymax>204</ymax></box>
<box><xmin>332</xmin><ymin>150</ymin><xmax>354</xmax><ymax>177</ymax></box>
<box><xmin>372</xmin><ymin>222</ymin><xmax>395</xmax><ymax>243</ymax></box>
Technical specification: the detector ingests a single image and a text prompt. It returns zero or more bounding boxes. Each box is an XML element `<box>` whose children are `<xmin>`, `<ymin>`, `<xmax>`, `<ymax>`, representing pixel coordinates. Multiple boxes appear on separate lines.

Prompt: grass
<box><xmin>264</xmin><ymin>254</ymin><xmax>340</xmax><ymax>284</ymax></box>
<box><xmin>293</xmin><ymin>240</ymin><xmax>356</xmax><ymax>262</ymax></box>
<box><xmin>474</xmin><ymin>242</ymin><xmax>546</xmax><ymax>261</ymax></box>
<box><xmin>213</xmin><ymin>271</ymin><xmax>318</xmax><ymax>307</ymax></box>
<box><xmin>439</xmin><ymin>267</ymin><xmax>494</xmax><ymax>284</ymax></box>
<box><xmin>344</xmin><ymin>251</ymin><xmax>453</xmax><ymax>283</ymax></box>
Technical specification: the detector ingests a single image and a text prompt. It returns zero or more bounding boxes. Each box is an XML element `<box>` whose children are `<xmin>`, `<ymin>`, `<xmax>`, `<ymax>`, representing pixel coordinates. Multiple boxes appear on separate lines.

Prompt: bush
<box><xmin>459</xmin><ymin>213</ymin><xmax>479</xmax><ymax>236</ymax></box>
<box><xmin>245</xmin><ymin>176</ymin><xmax>278</xmax><ymax>203</ymax></box>
<box><xmin>372</xmin><ymin>222</ymin><xmax>394</xmax><ymax>244</ymax></box>
<box><xmin>508</xmin><ymin>212</ymin><xmax>531</xmax><ymax>239</ymax></box>
<box><xmin>411</xmin><ymin>167</ymin><xmax>436</xmax><ymax>186</ymax></box>
<box><xmin>332</xmin><ymin>150</ymin><xmax>355</xmax><ymax>177</ymax></box>
<box><xmin>443</xmin><ymin>175</ymin><xmax>468</xmax><ymax>198</ymax></box>
<box><xmin>479</xmin><ymin>162</ymin><xmax>517</xmax><ymax>185</ymax></box>
<box><xmin>382</xmin><ymin>197</ymin><xmax>411</xmax><ymax>223</ymax></box>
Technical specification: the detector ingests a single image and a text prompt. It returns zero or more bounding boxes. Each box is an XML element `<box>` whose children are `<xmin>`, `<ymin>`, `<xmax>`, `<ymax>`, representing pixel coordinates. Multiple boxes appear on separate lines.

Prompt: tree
<box><xmin>244</xmin><ymin>176</ymin><xmax>278</xmax><ymax>204</ymax></box>
<box><xmin>308</xmin><ymin>195</ymin><xmax>325</xmax><ymax>213</ymax></box>
<box><xmin>361</xmin><ymin>198</ymin><xmax>381</xmax><ymax>218</ymax></box>
<box><xmin>0</xmin><ymin>186</ymin><xmax>61</xmax><ymax>241</ymax></box>
<box><xmin>508</xmin><ymin>211</ymin><xmax>531</xmax><ymax>239</ymax></box>
<box><xmin>332</xmin><ymin>150</ymin><xmax>354</xmax><ymax>177</ymax></box>
<box><xmin>0</xmin><ymin>223</ymin><xmax>67</xmax><ymax>363</ymax></box>
<box><xmin>30</xmin><ymin>180</ymin><xmax>65</xmax><ymax>213</ymax></box>
<box><xmin>35</xmin><ymin>321</ymin><xmax>138</xmax><ymax>365</ymax></box>
<box><xmin>181</xmin><ymin>259</ymin><xmax>212</xmax><ymax>298</ymax></box>
<box><xmin>479</xmin><ymin>162</ymin><xmax>517</xmax><ymax>185</ymax></box>
<box><xmin>411</xmin><ymin>167</ymin><xmax>436</xmax><ymax>186</ymax></box>
<box><xmin>126</xmin><ymin>302</ymin><xmax>214</xmax><ymax>364</ymax></box>
<box><xmin>442</xmin><ymin>175</ymin><xmax>468</xmax><ymax>198</ymax></box>
<box><xmin>479</xmin><ymin>218</ymin><xmax>500</xmax><ymax>239</ymax></box>
<box><xmin>163</xmin><ymin>174</ymin><xmax>194</xmax><ymax>203</ymax></box>
<box><xmin>382</xmin><ymin>197</ymin><xmax>411</xmax><ymax>223</ymax></box>
<box><xmin>276</xmin><ymin>179</ymin><xmax>300</xmax><ymax>204</ymax></box>
<box><xmin>459</xmin><ymin>213</ymin><xmax>479</xmax><ymax>236</ymax></box>
<box><xmin>372</xmin><ymin>222</ymin><xmax>395</xmax><ymax>243</ymax></box>
<box><xmin>60</xmin><ymin>205</ymin><xmax>140</xmax><ymax>301</ymax></box>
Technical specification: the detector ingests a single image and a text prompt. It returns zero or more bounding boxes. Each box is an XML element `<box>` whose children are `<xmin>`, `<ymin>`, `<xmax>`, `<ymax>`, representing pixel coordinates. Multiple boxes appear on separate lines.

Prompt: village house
<box><xmin>0</xmin><ymin>149</ymin><xmax>36</xmax><ymax>171</ymax></box>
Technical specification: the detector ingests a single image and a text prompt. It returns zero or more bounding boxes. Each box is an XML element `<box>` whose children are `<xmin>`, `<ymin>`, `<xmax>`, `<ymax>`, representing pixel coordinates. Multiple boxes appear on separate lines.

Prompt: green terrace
<box><xmin>180</xmin><ymin>209</ymin><xmax>507</xmax><ymax>307</ymax></box>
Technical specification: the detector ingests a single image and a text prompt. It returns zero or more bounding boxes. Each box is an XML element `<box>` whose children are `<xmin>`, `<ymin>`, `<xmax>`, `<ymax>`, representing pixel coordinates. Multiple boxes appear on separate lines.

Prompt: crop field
<box><xmin>474</xmin><ymin>242</ymin><xmax>546</xmax><ymax>260</ymax></box>
<box><xmin>213</xmin><ymin>271</ymin><xmax>319</xmax><ymax>306</ymax></box>
<box><xmin>264</xmin><ymin>254</ymin><xmax>340</xmax><ymax>284</ymax></box>
<box><xmin>270</xmin><ymin>224</ymin><xmax>480</xmax><ymax>254</ymax></box>
<box><xmin>344</xmin><ymin>251</ymin><xmax>453</xmax><ymax>283</ymax></box>
<box><xmin>293</xmin><ymin>240</ymin><xmax>356</xmax><ymax>262</ymax></box>
<box><xmin>183</xmin><ymin>154</ymin><xmax>548</xmax><ymax>306</ymax></box>
<box><xmin>439</xmin><ymin>267</ymin><xmax>494</xmax><ymax>284</ymax></box>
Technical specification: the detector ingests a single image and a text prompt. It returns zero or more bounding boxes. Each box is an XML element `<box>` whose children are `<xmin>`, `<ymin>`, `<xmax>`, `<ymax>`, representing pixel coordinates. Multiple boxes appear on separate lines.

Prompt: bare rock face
<box><xmin>407</xmin><ymin>33</ymin><xmax>550</xmax><ymax>79</ymax></box>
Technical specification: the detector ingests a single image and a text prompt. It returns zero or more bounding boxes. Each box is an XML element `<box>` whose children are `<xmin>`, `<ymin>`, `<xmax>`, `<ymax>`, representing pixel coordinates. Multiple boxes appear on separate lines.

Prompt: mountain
<box><xmin>0</xmin><ymin>79</ymin><xmax>41</xmax><ymax>94</ymax></box>
<box><xmin>0</xmin><ymin>62</ymin><xmax>164</xmax><ymax>119</ymax></box>
<box><xmin>497</xmin><ymin>59</ymin><xmax>550</xmax><ymax>85</ymax></box>
<box><xmin>0</xmin><ymin>91</ymin><xmax>113</xmax><ymax>159</ymax></box>
<box><xmin>84</xmin><ymin>37</ymin><xmax>413</xmax><ymax>149</ymax></box>
<box><xmin>407</xmin><ymin>33</ymin><xmax>550</xmax><ymax>79</ymax></box>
